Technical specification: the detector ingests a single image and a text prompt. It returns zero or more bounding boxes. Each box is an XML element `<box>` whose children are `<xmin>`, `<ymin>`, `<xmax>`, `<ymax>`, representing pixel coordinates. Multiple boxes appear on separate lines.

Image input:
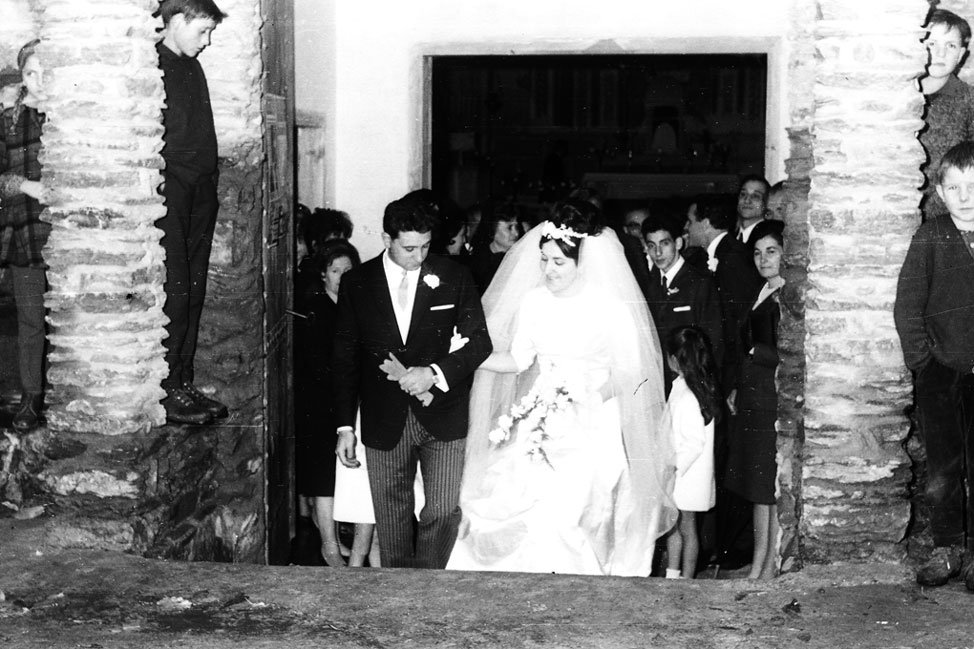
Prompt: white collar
<box><xmin>739</xmin><ymin>220</ymin><xmax>760</xmax><ymax>242</ymax></box>
<box><xmin>382</xmin><ymin>250</ymin><xmax>422</xmax><ymax>282</ymax></box>
<box><xmin>707</xmin><ymin>231</ymin><xmax>728</xmax><ymax>261</ymax></box>
<box><xmin>661</xmin><ymin>255</ymin><xmax>685</xmax><ymax>286</ymax></box>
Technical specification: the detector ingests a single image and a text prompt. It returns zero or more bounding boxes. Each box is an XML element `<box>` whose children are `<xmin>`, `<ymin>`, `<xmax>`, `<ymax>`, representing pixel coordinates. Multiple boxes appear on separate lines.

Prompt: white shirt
<box><xmin>382</xmin><ymin>251</ymin><xmax>421</xmax><ymax>344</ymax></box>
<box><xmin>738</xmin><ymin>220</ymin><xmax>760</xmax><ymax>244</ymax></box>
<box><xmin>706</xmin><ymin>232</ymin><xmax>728</xmax><ymax>273</ymax></box>
<box><xmin>661</xmin><ymin>255</ymin><xmax>685</xmax><ymax>291</ymax></box>
<box><xmin>380</xmin><ymin>251</ymin><xmax>449</xmax><ymax>392</ymax></box>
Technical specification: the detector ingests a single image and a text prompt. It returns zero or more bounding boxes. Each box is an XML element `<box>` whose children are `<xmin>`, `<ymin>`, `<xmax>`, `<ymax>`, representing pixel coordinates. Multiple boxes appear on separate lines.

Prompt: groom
<box><xmin>333</xmin><ymin>192</ymin><xmax>492</xmax><ymax>568</ymax></box>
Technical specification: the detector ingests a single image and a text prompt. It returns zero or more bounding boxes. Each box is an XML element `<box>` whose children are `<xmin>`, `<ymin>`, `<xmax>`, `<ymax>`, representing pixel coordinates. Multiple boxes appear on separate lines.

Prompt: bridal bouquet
<box><xmin>487</xmin><ymin>373</ymin><xmax>582</xmax><ymax>465</ymax></box>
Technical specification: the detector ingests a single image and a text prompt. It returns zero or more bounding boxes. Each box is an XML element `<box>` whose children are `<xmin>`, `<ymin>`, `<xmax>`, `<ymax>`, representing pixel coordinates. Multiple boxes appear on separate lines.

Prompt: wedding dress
<box><xmin>447</xmin><ymin>224</ymin><xmax>676</xmax><ymax>576</ymax></box>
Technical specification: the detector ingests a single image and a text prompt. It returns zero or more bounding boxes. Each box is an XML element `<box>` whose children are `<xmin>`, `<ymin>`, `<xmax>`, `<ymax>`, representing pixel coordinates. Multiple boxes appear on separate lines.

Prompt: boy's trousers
<box><xmin>157</xmin><ymin>170</ymin><xmax>219</xmax><ymax>393</ymax></box>
<box><xmin>915</xmin><ymin>357</ymin><xmax>974</xmax><ymax>552</ymax></box>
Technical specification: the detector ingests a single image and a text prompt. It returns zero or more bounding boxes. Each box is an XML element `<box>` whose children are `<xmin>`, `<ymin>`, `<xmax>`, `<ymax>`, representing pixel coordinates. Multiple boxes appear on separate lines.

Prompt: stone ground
<box><xmin>1</xmin><ymin>517</ymin><xmax>973</xmax><ymax>649</ymax></box>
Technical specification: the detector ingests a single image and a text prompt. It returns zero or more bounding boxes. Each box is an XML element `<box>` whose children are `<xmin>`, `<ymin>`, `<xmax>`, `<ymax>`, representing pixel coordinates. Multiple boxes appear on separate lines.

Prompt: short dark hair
<box><xmin>748</xmin><ymin>219</ymin><xmax>785</xmax><ymax>251</ymax></box>
<box><xmin>159</xmin><ymin>0</ymin><xmax>227</xmax><ymax>26</ymax></box>
<box><xmin>641</xmin><ymin>214</ymin><xmax>683</xmax><ymax>242</ymax></box>
<box><xmin>937</xmin><ymin>140</ymin><xmax>974</xmax><ymax>184</ymax></box>
<box><xmin>927</xmin><ymin>8</ymin><xmax>972</xmax><ymax>47</ymax></box>
<box><xmin>693</xmin><ymin>194</ymin><xmax>736</xmax><ymax>232</ymax></box>
<box><xmin>542</xmin><ymin>199</ymin><xmax>605</xmax><ymax>262</ymax></box>
<box><xmin>383</xmin><ymin>192</ymin><xmax>440</xmax><ymax>240</ymax></box>
<box><xmin>738</xmin><ymin>174</ymin><xmax>771</xmax><ymax>205</ymax></box>
<box><xmin>313</xmin><ymin>239</ymin><xmax>361</xmax><ymax>276</ymax></box>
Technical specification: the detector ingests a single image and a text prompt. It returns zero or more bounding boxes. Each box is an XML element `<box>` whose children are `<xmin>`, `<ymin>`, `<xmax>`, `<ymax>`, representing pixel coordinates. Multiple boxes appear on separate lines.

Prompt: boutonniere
<box><xmin>423</xmin><ymin>274</ymin><xmax>440</xmax><ymax>289</ymax></box>
<box><xmin>666</xmin><ymin>286</ymin><xmax>680</xmax><ymax>296</ymax></box>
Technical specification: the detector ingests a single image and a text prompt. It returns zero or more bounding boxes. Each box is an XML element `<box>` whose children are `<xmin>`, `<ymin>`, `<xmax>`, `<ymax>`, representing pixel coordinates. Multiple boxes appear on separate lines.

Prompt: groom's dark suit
<box><xmin>333</xmin><ymin>251</ymin><xmax>491</xmax><ymax>568</ymax></box>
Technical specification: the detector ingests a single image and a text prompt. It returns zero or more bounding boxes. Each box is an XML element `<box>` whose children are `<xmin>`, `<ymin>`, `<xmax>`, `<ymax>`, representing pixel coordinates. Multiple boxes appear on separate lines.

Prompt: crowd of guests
<box><xmin>289</xmin><ymin>176</ymin><xmax>788</xmax><ymax>579</ymax></box>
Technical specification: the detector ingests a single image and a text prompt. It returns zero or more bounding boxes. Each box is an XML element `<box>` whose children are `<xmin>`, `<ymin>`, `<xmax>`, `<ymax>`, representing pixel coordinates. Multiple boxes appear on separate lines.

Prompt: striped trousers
<box><xmin>365</xmin><ymin>409</ymin><xmax>465</xmax><ymax>568</ymax></box>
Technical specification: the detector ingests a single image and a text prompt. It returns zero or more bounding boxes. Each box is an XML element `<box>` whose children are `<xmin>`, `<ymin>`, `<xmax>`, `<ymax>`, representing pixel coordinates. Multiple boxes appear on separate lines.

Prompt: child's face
<box><xmin>936</xmin><ymin>165</ymin><xmax>974</xmax><ymax>225</ymax></box>
<box><xmin>164</xmin><ymin>14</ymin><xmax>218</xmax><ymax>58</ymax></box>
<box><xmin>924</xmin><ymin>23</ymin><xmax>967</xmax><ymax>80</ymax></box>
<box><xmin>20</xmin><ymin>54</ymin><xmax>47</xmax><ymax>105</ymax></box>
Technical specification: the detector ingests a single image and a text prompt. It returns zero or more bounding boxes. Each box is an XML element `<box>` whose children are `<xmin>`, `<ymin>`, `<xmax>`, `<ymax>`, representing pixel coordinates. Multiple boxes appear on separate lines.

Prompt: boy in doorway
<box><xmin>895</xmin><ymin>141</ymin><xmax>974</xmax><ymax>592</ymax></box>
<box><xmin>156</xmin><ymin>0</ymin><xmax>229</xmax><ymax>425</ymax></box>
<box><xmin>919</xmin><ymin>8</ymin><xmax>974</xmax><ymax>220</ymax></box>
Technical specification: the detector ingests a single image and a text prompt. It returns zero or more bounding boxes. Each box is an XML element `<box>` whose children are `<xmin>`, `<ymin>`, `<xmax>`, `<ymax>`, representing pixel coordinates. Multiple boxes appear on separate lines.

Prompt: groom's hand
<box><xmin>336</xmin><ymin>428</ymin><xmax>360</xmax><ymax>469</ymax></box>
<box><xmin>399</xmin><ymin>366</ymin><xmax>436</xmax><ymax>396</ymax></box>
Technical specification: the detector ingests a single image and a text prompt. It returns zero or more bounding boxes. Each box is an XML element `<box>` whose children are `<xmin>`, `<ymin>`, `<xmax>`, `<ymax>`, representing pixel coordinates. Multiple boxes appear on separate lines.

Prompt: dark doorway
<box><xmin>430</xmin><ymin>54</ymin><xmax>767</xmax><ymax>215</ymax></box>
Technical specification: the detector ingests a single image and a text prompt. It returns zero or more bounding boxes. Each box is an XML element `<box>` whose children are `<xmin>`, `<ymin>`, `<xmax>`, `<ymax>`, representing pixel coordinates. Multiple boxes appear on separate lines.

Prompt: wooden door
<box><xmin>261</xmin><ymin>0</ymin><xmax>295</xmax><ymax>565</ymax></box>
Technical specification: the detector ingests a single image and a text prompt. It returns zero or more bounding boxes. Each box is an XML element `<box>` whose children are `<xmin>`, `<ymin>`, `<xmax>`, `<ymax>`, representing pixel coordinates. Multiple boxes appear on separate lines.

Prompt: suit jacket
<box><xmin>332</xmin><ymin>253</ymin><xmax>492</xmax><ymax>450</ymax></box>
<box><xmin>711</xmin><ymin>234</ymin><xmax>763</xmax><ymax>391</ymax></box>
<box><xmin>646</xmin><ymin>259</ymin><xmax>724</xmax><ymax>382</ymax></box>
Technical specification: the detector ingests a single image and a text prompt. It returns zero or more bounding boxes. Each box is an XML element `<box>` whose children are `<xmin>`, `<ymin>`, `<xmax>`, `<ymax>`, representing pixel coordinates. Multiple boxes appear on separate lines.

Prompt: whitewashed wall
<box><xmin>296</xmin><ymin>0</ymin><xmax>792</xmax><ymax>259</ymax></box>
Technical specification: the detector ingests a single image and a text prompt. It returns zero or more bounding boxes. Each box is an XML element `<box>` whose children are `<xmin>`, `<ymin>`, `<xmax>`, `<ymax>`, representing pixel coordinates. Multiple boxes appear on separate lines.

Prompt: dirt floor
<box><xmin>1</xmin><ymin>516</ymin><xmax>973</xmax><ymax>649</ymax></box>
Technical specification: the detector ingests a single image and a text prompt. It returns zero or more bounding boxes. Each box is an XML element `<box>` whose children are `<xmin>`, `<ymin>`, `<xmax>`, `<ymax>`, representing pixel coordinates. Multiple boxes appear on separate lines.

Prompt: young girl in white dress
<box><xmin>663</xmin><ymin>326</ymin><xmax>720</xmax><ymax>579</ymax></box>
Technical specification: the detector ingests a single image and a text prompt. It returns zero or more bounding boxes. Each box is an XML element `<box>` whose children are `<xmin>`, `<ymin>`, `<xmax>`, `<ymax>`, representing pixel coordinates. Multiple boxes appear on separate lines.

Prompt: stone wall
<box><xmin>0</xmin><ymin>0</ymin><xmax>267</xmax><ymax>562</ymax></box>
<box><xmin>796</xmin><ymin>0</ymin><xmax>926</xmax><ymax>563</ymax></box>
<box><xmin>39</xmin><ymin>0</ymin><xmax>169</xmax><ymax>435</ymax></box>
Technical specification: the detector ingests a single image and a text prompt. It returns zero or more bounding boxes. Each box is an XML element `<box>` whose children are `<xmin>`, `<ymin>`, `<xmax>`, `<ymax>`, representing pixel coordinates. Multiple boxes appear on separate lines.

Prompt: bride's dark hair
<box><xmin>542</xmin><ymin>199</ymin><xmax>605</xmax><ymax>261</ymax></box>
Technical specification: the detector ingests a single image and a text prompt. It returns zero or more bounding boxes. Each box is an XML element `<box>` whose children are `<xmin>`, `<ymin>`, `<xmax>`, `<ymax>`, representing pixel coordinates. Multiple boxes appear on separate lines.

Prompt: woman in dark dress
<box><xmin>724</xmin><ymin>219</ymin><xmax>784</xmax><ymax>580</ymax></box>
<box><xmin>294</xmin><ymin>238</ymin><xmax>360</xmax><ymax>566</ymax></box>
<box><xmin>468</xmin><ymin>201</ymin><xmax>520</xmax><ymax>293</ymax></box>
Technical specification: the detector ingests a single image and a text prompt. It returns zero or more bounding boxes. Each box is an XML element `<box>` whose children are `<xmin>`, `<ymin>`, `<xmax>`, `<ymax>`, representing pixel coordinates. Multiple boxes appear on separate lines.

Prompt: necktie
<box><xmin>661</xmin><ymin>275</ymin><xmax>668</xmax><ymax>292</ymax></box>
<box><xmin>736</xmin><ymin>230</ymin><xmax>744</xmax><ymax>243</ymax></box>
<box><xmin>397</xmin><ymin>270</ymin><xmax>409</xmax><ymax>311</ymax></box>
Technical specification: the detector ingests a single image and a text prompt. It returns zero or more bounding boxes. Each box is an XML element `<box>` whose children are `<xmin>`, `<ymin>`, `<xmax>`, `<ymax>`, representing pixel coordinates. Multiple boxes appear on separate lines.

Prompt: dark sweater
<box><xmin>919</xmin><ymin>75</ymin><xmax>974</xmax><ymax>220</ymax></box>
<box><xmin>894</xmin><ymin>214</ymin><xmax>974</xmax><ymax>373</ymax></box>
<box><xmin>157</xmin><ymin>42</ymin><xmax>218</xmax><ymax>182</ymax></box>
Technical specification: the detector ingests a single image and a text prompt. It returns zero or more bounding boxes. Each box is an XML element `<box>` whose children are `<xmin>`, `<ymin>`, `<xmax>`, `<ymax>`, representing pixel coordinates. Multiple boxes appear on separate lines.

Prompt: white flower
<box><xmin>488</xmin><ymin>428</ymin><xmax>508</xmax><ymax>444</ymax></box>
<box><xmin>423</xmin><ymin>274</ymin><xmax>440</xmax><ymax>289</ymax></box>
<box><xmin>497</xmin><ymin>414</ymin><xmax>514</xmax><ymax>431</ymax></box>
<box><xmin>666</xmin><ymin>286</ymin><xmax>680</xmax><ymax>296</ymax></box>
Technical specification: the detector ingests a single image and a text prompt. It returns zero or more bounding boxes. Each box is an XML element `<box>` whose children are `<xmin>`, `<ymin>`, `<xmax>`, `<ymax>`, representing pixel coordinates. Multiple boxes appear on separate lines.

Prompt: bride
<box><xmin>447</xmin><ymin>200</ymin><xmax>676</xmax><ymax>576</ymax></box>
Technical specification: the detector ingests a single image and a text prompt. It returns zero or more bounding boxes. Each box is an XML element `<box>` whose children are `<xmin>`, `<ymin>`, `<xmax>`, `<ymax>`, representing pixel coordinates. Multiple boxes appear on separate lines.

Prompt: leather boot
<box><xmin>12</xmin><ymin>392</ymin><xmax>43</xmax><ymax>432</ymax></box>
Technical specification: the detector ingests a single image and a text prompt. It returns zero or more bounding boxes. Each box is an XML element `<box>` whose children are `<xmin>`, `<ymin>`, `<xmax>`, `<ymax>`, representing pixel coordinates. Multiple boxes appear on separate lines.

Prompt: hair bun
<box><xmin>550</xmin><ymin>199</ymin><xmax>605</xmax><ymax>237</ymax></box>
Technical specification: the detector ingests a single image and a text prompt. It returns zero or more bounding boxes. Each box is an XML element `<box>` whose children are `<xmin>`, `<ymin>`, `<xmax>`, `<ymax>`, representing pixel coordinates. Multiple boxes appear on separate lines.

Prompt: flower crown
<box><xmin>540</xmin><ymin>221</ymin><xmax>587</xmax><ymax>247</ymax></box>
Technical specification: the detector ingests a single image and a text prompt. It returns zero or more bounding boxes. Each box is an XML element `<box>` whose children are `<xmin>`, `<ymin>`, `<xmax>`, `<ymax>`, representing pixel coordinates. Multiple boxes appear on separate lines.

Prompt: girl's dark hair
<box><xmin>313</xmin><ymin>239</ymin><xmax>361</xmax><ymax>276</ymax></box>
<box><xmin>17</xmin><ymin>39</ymin><xmax>40</xmax><ymax>72</ymax></box>
<box><xmin>541</xmin><ymin>199</ymin><xmax>605</xmax><ymax>261</ymax></box>
<box><xmin>666</xmin><ymin>326</ymin><xmax>722</xmax><ymax>426</ymax></box>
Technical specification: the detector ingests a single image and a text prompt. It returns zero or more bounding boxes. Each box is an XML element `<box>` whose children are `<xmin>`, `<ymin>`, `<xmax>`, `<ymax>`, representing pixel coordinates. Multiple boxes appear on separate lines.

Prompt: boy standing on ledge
<box><xmin>156</xmin><ymin>0</ymin><xmax>229</xmax><ymax>425</ymax></box>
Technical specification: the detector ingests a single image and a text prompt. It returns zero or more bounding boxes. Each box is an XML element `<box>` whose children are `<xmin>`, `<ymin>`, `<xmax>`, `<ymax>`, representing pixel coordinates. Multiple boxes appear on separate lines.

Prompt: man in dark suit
<box><xmin>735</xmin><ymin>175</ymin><xmax>770</xmax><ymax>245</ymax></box>
<box><xmin>333</xmin><ymin>193</ymin><xmax>492</xmax><ymax>569</ymax></box>
<box><xmin>684</xmin><ymin>193</ymin><xmax>763</xmax><ymax>571</ymax></box>
<box><xmin>643</xmin><ymin>214</ymin><xmax>723</xmax><ymax>394</ymax></box>
<box><xmin>685</xmin><ymin>194</ymin><xmax>762</xmax><ymax>392</ymax></box>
